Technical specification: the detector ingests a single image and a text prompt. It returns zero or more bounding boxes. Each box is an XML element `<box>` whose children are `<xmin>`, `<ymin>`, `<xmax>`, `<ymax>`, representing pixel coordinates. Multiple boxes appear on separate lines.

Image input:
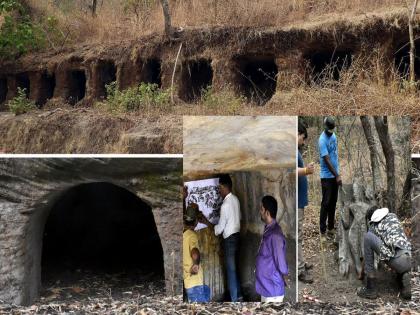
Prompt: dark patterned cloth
<box><xmin>370</xmin><ymin>212</ymin><xmax>412</xmax><ymax>260</ymax></box>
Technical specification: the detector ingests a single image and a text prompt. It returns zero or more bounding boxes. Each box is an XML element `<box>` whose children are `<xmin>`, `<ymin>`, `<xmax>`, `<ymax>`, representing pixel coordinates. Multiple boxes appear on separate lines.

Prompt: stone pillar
<box><xmin>0</xmin><ymin>203</ymin><xmax>31</xmax><ymax>305</ymax></box>
<box><xmin>151</xmin><ymin>204</ymin><xmax>183</xmax><ymax>295</ymax></box>
<box><xmin>5</xmin><ymin>76</ymin><xmax>17</xmax><ymax>101</ymax></box>
<box><xmin>117</xmin><ymin>58</ymin><xmax>138</xmax><ymax>91</ymax></box>
<box><xmin>211</xmin><ymin>57</ymin><xmax>238</xmax><ymax>92</ymax></box>
<box><xmin>28</xmin><ymin>72</ymin><xmax>42</xmax><ymax>105</ymax></box>
<box><xmin>275</xmin><ymin>51</ymin><xmax>306</xmax><ymax>90</ymax></box>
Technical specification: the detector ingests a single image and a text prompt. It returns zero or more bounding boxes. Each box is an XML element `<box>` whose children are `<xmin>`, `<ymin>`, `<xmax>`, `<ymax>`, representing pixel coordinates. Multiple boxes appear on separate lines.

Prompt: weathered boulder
<box><xmin>0</xmin><ymin>158</ymin><xmax>182</xmax><ymax>305</ymax></box>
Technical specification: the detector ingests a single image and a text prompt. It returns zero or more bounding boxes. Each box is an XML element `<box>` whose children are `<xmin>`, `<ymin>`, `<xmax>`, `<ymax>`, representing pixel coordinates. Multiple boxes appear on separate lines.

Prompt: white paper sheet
<box><xmin>185</xmin><ymin>178</ymin><xmax>223</xmax><ymax>230</ymax></box>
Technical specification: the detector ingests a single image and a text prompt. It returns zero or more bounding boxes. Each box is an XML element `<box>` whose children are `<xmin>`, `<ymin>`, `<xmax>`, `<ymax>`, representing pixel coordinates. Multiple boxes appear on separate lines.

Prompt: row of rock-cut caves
<box><xmin>39</xmin><ymin>182</ymin><xmax>165</xmax><ymax>298</ymax></box>
<box><xmin>1</xmin><ymin>42</ymin><xmax>419</xmax><ymax>107</ymax></box>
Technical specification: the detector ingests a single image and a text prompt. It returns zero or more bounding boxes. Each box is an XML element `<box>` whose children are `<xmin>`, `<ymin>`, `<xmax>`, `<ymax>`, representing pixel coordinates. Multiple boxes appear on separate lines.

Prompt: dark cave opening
<box><xmin>235</xmin><ymin>56</ymin><xmax>278</xmax><ymax>105</ymax></box>
<box><xmin>37</xmin><ymin>72</ymin><xmax>55</xmax><ymax>107</ymax></box>
<box><xmin>98</xmin><ymin>60</ymin><xmax>117</xmax><ymax>98</ymax></box>
<box><xmin>67</xmin><ymin>70</ymin><xmax>86</xmax><ymax>105</ymax></box>
<box><xmin>394</xmin><ymin>39</ymin><xmax>420</xmax><ymax>80</ymax></box>
<box><xmin>41</xmin><ymin>182</ymin><xmax>164</xmax><ymax>288</ymax></box>
<box><xmin>140</xmin><ymin>59</ymin><xmax>162</xmax><ymax>86</ymax></box>
<box><xmin>179</xmin><ymin>59</ymin><xmax>213</xmax><ymax>102</ymax></box>
<box><xmin>305</xmin><ymin>50</ymin><xmax>353</xmax><ymax>83</ymax></box>
<box><xmin>16</xmin><ymin>73</ymin><xmax>30</xmax><ymax>97</ymax></box>
<box><xmin>0</xmin><ymin>77</ymin><xmax>7</xmax><ymax>104</ymax></box>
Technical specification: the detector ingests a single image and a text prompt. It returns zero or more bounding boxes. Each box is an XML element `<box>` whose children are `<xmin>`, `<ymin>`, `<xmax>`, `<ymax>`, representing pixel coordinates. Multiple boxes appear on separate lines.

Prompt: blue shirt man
<box><xmin>297</xmin><ymin>121</ymin><xmax>314</xmax><ymax>284</ymax></box>
<box><xmin>319</xmin><ymin>131</ymin><xmax>339</xmax><ymax>178</ymax></box>
<box><xmin>298</xmin><ymin>151</ymin><xmax>308</xmax><ymax>209</ymax></box>
<box><xmin>318</xmin><ymin>117</ymin><xmax>341</xmax><ymax>238</ymax></box>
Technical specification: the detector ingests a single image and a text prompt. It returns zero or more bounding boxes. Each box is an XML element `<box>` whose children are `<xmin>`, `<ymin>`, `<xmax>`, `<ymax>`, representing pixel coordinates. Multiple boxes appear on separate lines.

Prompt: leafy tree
<box><xmin>0</xmin><ymin>0</ymin><xmax>48</xmax><ymax>59</ymax></box>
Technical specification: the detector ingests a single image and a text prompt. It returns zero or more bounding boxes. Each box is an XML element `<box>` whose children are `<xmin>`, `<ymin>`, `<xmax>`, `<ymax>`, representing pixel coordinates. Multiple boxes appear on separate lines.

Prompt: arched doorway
<box><xmin>40</xmin><ymin>182</ymin><xmax>164</xmax><ymax>300</ymax></box>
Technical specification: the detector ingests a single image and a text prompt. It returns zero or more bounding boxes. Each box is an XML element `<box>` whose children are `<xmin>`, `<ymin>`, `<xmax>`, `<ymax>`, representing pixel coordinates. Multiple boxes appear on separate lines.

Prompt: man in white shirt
<box><xmin>198</xmin><ymin>174</ymin><xmax>242</xmax><ymax>302</ymax></box>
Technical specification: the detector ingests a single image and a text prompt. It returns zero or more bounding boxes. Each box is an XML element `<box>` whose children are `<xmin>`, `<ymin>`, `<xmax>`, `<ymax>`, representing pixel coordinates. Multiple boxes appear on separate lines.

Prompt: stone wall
<box><xmin>184</xmin><ymin>116</ymin><xmax>296</xmax><ymax>301</ymax></box>
<box><xmin>0</xmin><ymin>158</ymin><xmax>182</xmax><ymax>305</ymax></box>
<box><xmin>192</xmin><ymin>169</ymin><xmax>296</xmax><ymax>302</ymax></box>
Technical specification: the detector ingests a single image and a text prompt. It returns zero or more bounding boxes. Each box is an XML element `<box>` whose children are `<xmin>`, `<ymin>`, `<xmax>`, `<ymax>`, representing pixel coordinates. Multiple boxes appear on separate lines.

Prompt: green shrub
<box><xmin>0</xmin><ymin>0</ymin><xmax>22</xmax><ymax>13</ymax></box>
<box><xmin>201</xmin><ymin>87</ymin><xmax>245</xmax><ymax>114</ymax></box>
<box><xmin>0</xmin><ymin>0</ymin><xmax>47</xmax><ymax>59</ymax></box>
<box><xmin>97</xmin><ymin>82</ymin><xmax>171</xmax><ymax>113</ymax></box>
<box><xmin>7</xmin><ymin>87</ymin><xmax>36</xmax><ymax>115</ymax></box>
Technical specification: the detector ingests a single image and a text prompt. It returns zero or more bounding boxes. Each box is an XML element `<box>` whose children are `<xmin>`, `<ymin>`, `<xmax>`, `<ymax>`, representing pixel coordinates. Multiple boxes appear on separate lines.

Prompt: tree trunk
<box><xmin>91</xmin><ymin>0</ymin><xmax>97</xmax><ymax>17</ymax></box>
<box><xmin>373</xmin><ymin>116</ymin><xmax>396</xmax><ymax>212</ymax></box>
<box><xmin>360</xmin><ymin>116</ymin><xmax>383</xmax><ymax>203</ymax></box>
<box><xmin>160</xmin><ymin>0</ymin><xmax>173</xmax><ymax>38</ymax></box>
<box><xmin>409</xmin><ymin>0</ymin><xmax>418</xmax><ymax>84</ymax></box>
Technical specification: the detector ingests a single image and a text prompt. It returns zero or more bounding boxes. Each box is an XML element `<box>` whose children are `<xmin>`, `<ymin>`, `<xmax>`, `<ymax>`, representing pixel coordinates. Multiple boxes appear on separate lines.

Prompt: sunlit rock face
<box><xmin>183</xmin><ymin>116</ymin><xmax>296</xmax><ymax>302</ymax></box>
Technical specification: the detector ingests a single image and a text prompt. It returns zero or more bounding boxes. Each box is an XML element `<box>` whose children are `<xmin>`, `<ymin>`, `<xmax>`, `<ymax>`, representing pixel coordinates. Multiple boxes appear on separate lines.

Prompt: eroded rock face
<box><xmin>0</xmin><ymin>111</ymin><xmax>182</xmax><ymax>154</ymax></box>
<box><xmin>0</xmin><ymin>158</ymin><xmax>182</xmax><ymax>305</ymax></box>
<box><xmin>0</xmin><ymin>13</ymin><xmax>415</xmax><ymax>108</ymax></box>
<box><xmin>183</xmin><ymin>116</ymin><xmax>296</xmax><ymax>177</ymax></box>
<box><xmin>184</xmin><ymin>116</ymin><xmax>296</xmax><ymax>301</ymax></box>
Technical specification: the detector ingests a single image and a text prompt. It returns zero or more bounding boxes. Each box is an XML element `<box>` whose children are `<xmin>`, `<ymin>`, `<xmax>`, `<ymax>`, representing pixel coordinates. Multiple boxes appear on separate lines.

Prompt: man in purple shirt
<box><xmin>255</xmin><ymin>195</ymin><xmax>288</xmax><ymax>302</ymax></box>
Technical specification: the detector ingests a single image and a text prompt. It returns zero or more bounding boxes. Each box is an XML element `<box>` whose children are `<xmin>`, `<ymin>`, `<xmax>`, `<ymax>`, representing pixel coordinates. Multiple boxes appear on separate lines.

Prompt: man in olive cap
<box><xmin>183</xmin><ymin>203</ymin><xmax>210</xmax><ymax>302</ymax></box>
<box><xmin>318</xmin><ymin>116</ymin><xmax>341</xmax><ymax>243</ymax></box>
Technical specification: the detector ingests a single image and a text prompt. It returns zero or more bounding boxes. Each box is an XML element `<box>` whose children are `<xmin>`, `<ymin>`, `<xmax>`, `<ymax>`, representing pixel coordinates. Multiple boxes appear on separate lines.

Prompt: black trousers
<box><xmin>320</xmin><ymin>178</ymin><xmax>339</xmax><ymax>234</ymax></box>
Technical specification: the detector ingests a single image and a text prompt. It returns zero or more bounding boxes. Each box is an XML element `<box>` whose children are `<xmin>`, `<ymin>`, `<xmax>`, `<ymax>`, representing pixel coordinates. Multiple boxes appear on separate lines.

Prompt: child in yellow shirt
<box><xmin>183</xmin><ymin>203</ymin><xmax>210</xmax><ymax>302</ymax></box>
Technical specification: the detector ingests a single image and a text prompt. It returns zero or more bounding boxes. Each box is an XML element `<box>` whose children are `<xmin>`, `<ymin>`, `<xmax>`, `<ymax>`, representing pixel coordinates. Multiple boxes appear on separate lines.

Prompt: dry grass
<box><xmin>165</xmin><ymin>55</ymin><xmax>420</xmax><ymax>152</ymax></box>
<box><xmin>27</xmin><ymin>0</ymin><xmax>410</xmax><ymax>44</ymax></box>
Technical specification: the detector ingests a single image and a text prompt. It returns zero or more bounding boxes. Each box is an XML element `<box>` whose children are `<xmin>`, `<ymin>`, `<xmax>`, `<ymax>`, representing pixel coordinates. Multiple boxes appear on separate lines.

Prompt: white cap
<box><xmin>370</xmin><ymin>208</ymin><xmax>389</xmax><ymax>222</ymax></box>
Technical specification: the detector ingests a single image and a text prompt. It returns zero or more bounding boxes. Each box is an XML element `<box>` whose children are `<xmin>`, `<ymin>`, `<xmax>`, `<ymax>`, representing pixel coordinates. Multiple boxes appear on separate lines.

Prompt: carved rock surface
<box><xmin>338</xmin><ymin>183</ymin><xmax>372</xmax><ymax>278</ymax></box>
<box><xmin>183</xmin><ymin>116</ymin><xmax>296</xmax><ymax>177</ymax></box>
<box><xmin>0</xmin><ymin>158</ymin><xmax>182</xmax><ymax>305</ymax></box>
<box><xmin>184</xmin><ymin>116</ymin><xmax>296</xmax><ymax>301</ymax></box>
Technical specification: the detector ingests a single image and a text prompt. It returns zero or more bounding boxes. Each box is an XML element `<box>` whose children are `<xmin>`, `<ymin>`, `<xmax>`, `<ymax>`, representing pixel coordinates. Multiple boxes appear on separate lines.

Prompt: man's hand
<box><xmin>306</xmin><ymin>162</ymin><xmax>315</xmax><ymax>175</ymax></box>
<box><xmin>197</xmin><ymin>211</ymin><xmax>205</xmax><ymax>223</ymax></box>
<box><xmin>282</xmin><ymin>274</ymin><xmax>289</xmax><ymax>288</ymax></box>
<box><xmin>190</xmin><ymin>264</ymin><xmax>199</xmax><ymax>275</ymax></box>
<box><xmin>198</xmin><ymin>211</ymin><xmax>209</xmax><ymax>224</ymax></box>
<box><xmin>336</xmin><ymin>175</ymin><xmax>342</xmax><ymax>186</ymax></box>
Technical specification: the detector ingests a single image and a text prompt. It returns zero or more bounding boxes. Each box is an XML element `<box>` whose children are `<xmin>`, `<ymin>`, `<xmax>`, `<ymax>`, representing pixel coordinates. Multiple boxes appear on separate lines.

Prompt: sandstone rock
<box><xmin>183</xmin><ymin>116</ymin><xmax>296</xmax><ymax>302</ymax></box>
<box><xmin>0</xmin><ymin>158</ymin><xmax>182</xmax><ymax>305</ymax></box>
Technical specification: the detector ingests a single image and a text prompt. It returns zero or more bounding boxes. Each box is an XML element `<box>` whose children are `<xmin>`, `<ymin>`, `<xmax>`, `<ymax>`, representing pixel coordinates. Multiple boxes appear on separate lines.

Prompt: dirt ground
<box><xmin>0</xmin><ymin>109</ymin><xmax>182</xmax><ymax>154</ymax></box>
<box><xmin>299</xmin><ymin>204</ymin><xmax>408</xmax><ymax>304</ymax></box>
<box><xmin>0</xmin><ymin>266</ymin><xmax>418</xmax><ymax>314</ymax></box>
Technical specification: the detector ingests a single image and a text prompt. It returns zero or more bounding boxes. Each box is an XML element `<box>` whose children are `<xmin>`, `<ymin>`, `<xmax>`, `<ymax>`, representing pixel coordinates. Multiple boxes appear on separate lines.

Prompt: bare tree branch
<box><xmin>408</xmin><ymin>0</ymin><xmax>418</xmax><ymax>84</ymax></box>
